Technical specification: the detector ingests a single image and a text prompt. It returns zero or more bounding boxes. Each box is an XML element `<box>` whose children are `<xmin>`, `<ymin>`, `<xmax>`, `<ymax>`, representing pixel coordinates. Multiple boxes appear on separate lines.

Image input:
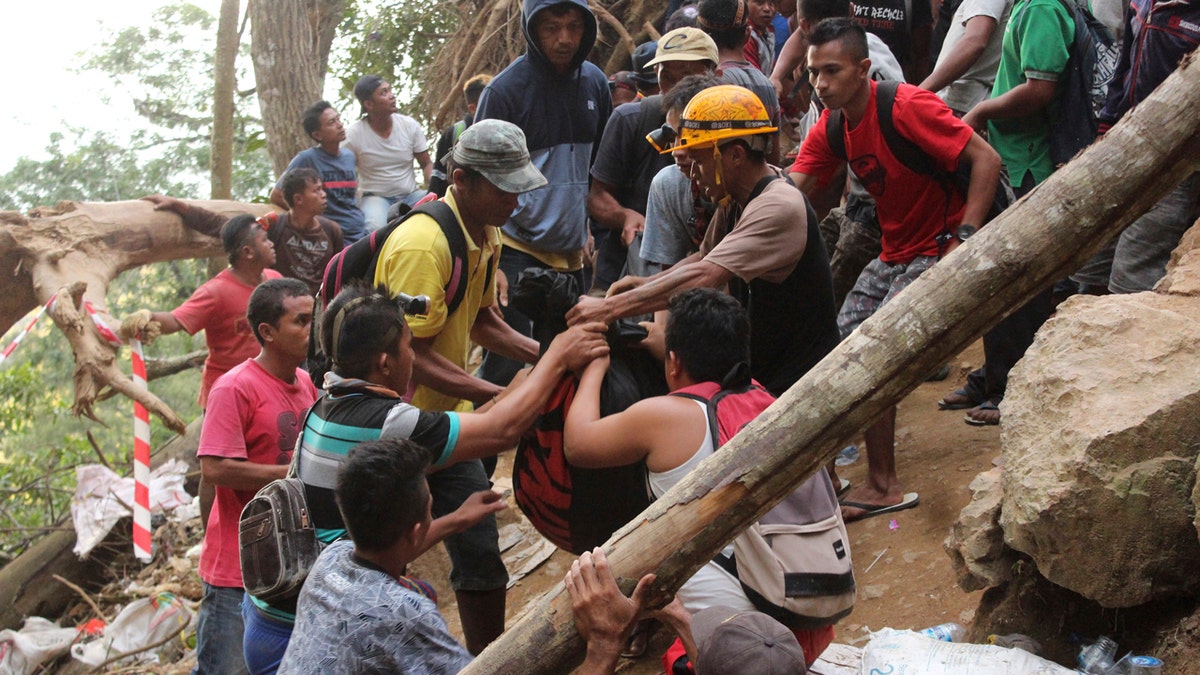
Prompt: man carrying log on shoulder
<box><xmin>564</xmin><ymin>288</ymin><xmax>845</xmax><ymax>668</ymax></box>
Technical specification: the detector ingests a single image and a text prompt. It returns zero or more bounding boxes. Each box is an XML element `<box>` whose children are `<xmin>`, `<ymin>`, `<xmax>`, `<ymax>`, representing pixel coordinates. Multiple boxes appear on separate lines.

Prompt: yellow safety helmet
<box><xmin>671</xmin><ymin>84</ymin><xmax>777</xmax><ymax>153</ymax></box>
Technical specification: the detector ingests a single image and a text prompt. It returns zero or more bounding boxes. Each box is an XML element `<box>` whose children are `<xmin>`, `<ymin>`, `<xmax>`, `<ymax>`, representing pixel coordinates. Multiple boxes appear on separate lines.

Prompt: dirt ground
<box><xmin>410</xmin><ymin>341</ymin><xmax>1001</xmax><ymax>672</ymax></box>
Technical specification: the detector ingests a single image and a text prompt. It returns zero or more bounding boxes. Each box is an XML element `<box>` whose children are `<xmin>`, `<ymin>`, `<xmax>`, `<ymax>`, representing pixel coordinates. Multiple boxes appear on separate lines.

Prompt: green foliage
<box><xmin>0</xmin><ymin>130</ymin><xmax>199</xmax><ymax>211</ymax></box>
<box><xmin>333</xmin><ymin>0</ymin><xmax>463</xmax><ymax>125</ymax></box>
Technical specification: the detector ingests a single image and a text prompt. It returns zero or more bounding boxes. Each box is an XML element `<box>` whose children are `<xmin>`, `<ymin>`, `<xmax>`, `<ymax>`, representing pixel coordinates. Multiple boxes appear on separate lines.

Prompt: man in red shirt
<box><xmin>192</xmin><ymin>278</ymin><xmax>318</xmax><ymax>674</ymax></box>
<box><xmin>119</xmin><ymin>211</ymin><xmax>283</xmax><ymax>409</ymax></box>
<box><xmin>790</xmin><ymin>18</ymin><xmax>1000</xmax><ymax>521</ymax></box>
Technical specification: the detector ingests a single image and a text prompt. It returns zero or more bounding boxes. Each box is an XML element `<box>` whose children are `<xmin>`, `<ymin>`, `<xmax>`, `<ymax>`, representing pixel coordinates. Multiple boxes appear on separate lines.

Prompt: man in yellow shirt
<box><xmin>374</xmin><ymin>119</ymin><xmax>543</xmax><ymax>413</ymax></box>
<box><xmin>371</xmin><ymin>118</ymin><xmax>545</xmax><ymax>652</ymax></box>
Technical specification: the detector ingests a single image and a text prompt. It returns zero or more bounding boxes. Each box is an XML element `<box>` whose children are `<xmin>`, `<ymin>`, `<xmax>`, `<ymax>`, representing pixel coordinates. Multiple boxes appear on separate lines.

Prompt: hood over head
<box><xmin>522</xmin><ymin>0</ymin><xmax>598</xmax><ymax>74</ymax></box>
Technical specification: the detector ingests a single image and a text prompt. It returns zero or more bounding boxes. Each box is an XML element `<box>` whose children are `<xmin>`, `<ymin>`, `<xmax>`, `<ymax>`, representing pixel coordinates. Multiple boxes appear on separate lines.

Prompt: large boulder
<box><xmin>945</xmin><ymin>467</ymin><xmax>1018</xmax><ymax>591</ymax></box>
<box><xmin>998</xmin><ymin>279</ymin><xmax>1200</xmax><ymax>607</ymax></box>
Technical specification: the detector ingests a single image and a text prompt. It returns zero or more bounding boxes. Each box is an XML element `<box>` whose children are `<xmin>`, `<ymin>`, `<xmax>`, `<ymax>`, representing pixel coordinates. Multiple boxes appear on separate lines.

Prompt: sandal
<box><xmin>938</xmin><ymin>387</ymin><xmax>979</xmax><ymax>411</ymax></box>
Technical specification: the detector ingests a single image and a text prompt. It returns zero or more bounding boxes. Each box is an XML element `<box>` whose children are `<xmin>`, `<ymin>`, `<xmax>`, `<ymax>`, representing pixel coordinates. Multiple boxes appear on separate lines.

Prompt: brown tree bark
<box><xmin>250</xmin><ymin>0</ymin><xmax>345</xmax><ymax>176</ymax></box>
<box><xmin>461</xmin><ymin>50</ymin><xmax>1200</xmax><ymax>674</ymax></box>
<box><xmin>0</xmin><ymin>200</ymin><xmax>270</xmax><ymax>432</ymax></box>
<box><xmin>210</xmin><ymin>0</ymin><xmax>241</xmax><ymax>201</ymax></box>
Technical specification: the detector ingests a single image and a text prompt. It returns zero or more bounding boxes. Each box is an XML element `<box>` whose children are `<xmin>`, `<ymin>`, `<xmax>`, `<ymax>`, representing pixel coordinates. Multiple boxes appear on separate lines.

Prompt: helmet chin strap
<box><xmin>712</xmin><ymin>144</ymin><xmax>734</xmax><ymax>207</ymax></box>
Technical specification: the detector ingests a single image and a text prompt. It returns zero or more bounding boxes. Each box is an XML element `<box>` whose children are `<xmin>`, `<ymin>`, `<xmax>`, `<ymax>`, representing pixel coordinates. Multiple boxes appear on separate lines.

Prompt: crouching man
<box><xmin>564</xmin><ymin>289</ymin><xmax>846</xmax><ymax>666</ymax></box>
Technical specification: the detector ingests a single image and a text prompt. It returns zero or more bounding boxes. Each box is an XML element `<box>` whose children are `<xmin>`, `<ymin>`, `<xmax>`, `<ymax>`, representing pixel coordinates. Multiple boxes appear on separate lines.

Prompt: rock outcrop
<box><xmin>944</xmin><ymin>467</ymin><xmax>1017</xmax><ymax>591</ymax></box>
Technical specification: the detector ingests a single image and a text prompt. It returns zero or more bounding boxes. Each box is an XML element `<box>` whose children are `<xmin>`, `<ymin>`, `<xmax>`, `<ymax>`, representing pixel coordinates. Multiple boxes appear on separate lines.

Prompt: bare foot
<box><xmin>839</xmin><ymin>485</ymin><xmax>918</xmax><ymax>522</ymax></box>
<box><xmin>964</xmin><ymin>402</ymin><xmax>1001</xmax><ymax>426</ymax></box>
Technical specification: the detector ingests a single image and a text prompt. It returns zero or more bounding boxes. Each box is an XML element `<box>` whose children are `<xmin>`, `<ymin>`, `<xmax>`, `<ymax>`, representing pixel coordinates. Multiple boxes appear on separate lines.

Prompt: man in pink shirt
<box><xmin>191</xmin><ymin>278</ymin><xmax>318</xmax><ymax>675</ymax></box>
<box><xmin>120</xmin><ymin>212</ymin><xmax>285</xmax><ymax>532</ymax></box>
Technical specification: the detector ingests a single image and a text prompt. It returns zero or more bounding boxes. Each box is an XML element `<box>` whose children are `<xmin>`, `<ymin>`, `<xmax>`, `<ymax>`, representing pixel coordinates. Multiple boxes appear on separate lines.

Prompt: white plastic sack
<box><xmin>859</xmin><ymin>629</ymin><xmax>1075</xmax><ymax>675</ymax></box>
<box><xmin>71</xmin><ymin>459</ymin><xmax>192</xmax><ymax>557</ymax></box>
<box><xmin>0</xmin><ymin>617</ymin><xmax>78</xmax><ymax>675</ymax></box>
<box><xmin>70</xmin><ymin>593</ymin><xmax>191</xmax><ymax>667</ymax></box>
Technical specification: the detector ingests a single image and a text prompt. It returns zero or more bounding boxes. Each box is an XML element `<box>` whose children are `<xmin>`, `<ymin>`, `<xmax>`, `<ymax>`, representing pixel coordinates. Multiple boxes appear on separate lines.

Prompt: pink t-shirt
<box><xmin>197</xmin><ymin>359</ymin><xmax>318</xmax><ymax>588</ymax></box>
<box><xmin>171</xmin><ymin>268</ymin><xmax>283</xmax><ymax>408</ymax></box>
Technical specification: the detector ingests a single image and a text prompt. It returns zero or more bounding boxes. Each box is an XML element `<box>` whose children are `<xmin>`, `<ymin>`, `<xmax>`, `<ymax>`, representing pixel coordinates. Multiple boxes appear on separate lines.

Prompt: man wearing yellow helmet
<box><xmin>568</xmin><ymin>84</ymin><xmax>839</xmax><ymax>399</ymax></box>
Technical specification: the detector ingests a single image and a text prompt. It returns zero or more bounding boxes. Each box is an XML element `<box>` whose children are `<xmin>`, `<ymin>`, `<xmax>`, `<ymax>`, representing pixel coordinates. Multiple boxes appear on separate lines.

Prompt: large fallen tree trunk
<box><xmin>0</xmin><ymin>200</ymin><xmax>271</xmax><ymax>432</ymax></box>
<box><xmin>0</xmin><ymin>417</ymin><xmax>203</xmax><ymax>632</ymax></box>
<box><xmin>462</xmin><ymin>50</ymin><xmax>1200</xmax><ymax>673</ymax></box>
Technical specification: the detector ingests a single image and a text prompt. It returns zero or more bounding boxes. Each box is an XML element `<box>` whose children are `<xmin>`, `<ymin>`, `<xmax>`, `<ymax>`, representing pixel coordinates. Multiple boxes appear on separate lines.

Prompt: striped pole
<box><xmin>0</xmin><ymin>295</ymin><xmax>55</xmax><ymax>366</ymax></box>
<box><xmin>130</xmin><ymin>338</ymin><xmax>153</xmax><ymax>563</ymax></box>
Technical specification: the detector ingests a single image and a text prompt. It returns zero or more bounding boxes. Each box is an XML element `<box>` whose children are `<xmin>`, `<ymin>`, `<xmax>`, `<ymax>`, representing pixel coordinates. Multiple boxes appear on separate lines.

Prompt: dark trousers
<box><xmin>963</xmin><ymin>171</ymin><xmax>1050</xmax><ymax>405</ymax></box>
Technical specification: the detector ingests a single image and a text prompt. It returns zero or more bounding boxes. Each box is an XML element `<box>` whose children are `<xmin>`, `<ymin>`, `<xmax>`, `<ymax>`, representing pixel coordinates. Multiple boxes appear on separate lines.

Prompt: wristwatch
<box><xmin>955</xmin><ymin>224</ymin><xmax>978</xmax><ymax>241</ymax></box>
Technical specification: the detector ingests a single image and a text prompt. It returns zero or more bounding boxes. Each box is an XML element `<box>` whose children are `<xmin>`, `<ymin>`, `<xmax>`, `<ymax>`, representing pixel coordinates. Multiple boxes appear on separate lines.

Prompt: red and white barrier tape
<box><xmin>130</xmin><ymin>338</ymin><xmax>153</xmax><ymax>563</ymax></box>
<box><xmin>5</xmin><ymin>296</ymin><xmax>154</xmax><ymax>561</ymax></box>
<box><xmin>0</xmin><ymin>295</ymin><xmax>56</xmax><ymax>366</ymax></box>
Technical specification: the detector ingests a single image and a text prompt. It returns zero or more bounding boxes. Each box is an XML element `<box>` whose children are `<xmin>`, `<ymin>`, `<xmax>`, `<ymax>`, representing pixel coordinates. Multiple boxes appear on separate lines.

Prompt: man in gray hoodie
<box><xmin>474</xmin><ymin>0</ymin><xmax>612</xmax><ymax>387</ymax></box>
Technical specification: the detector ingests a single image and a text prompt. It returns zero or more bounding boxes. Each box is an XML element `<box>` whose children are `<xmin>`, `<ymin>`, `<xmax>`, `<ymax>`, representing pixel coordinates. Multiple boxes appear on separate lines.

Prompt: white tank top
<box><xmin>647</xmin><ymin>399</ymin><xmax>754</xmax><ymax>613</ymax></box>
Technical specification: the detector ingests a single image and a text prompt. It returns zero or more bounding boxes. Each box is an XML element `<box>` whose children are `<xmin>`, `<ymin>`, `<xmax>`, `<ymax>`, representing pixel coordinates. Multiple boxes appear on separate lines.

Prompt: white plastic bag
<box><xmin>859</xmin><ymin>629</ymin><xmax>1075</xmax><ymax>675</ymax></box>
<box><xmin>0</xmin><ymin>617</ymin><xmax>78</xmax><ymax>675</ymax></box>
<box><xmin>70</xmin><ymin>593</ymin><xmax>191</xmax><ymax>667</ymax></box>
<box><xmin>71</xmin><ymin>459</ymin><xmax>192</xmax><ymax>557</ymax></box>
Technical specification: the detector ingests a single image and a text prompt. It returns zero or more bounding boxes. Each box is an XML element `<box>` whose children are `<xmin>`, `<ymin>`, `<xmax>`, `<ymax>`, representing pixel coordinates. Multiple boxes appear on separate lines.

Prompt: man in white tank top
<box><xmin>564</xmin><ymin>288</ymin><xmax>840</xmax><ymax>665</ymax></box>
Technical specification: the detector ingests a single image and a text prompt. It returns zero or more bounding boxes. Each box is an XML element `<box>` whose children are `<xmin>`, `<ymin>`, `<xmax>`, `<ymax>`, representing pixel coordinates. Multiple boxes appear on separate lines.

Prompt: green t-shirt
<box><xmin>987</xmin><ymin>0</ymin><xmax>1073</xmax><ymax>187</ymax></box>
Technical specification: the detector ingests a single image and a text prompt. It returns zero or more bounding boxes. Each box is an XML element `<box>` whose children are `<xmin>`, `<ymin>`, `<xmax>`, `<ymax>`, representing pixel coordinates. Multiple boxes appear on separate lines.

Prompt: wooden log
<box><xmin>461</xmin><ymin>50</ymin><xmax>1200</xmax><ymax>674</ymax></box>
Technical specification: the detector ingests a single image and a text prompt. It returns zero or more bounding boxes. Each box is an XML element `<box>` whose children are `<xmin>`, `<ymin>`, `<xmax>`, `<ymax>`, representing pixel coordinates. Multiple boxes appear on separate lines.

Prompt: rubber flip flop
<box><xmin>938</xmin><ymin>388</ymin><xmax>978</xmax><ymax>411</ymax></box>
<box><xmin>837</xmin><ymin>477</ymin><xmax>852</xmax><ymax>497</ymax></box>
<box><xmin>840</xmin><ymin>492</ymin><xmax>920</xmax><ymax>522</ymax></box>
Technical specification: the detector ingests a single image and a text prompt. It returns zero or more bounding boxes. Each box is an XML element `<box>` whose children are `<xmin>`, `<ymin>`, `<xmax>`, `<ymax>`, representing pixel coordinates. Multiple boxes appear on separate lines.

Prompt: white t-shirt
<box><xmin>344</xmin><ymin>113</ymin><xmax>429</xmax><ymax>197</ymax></box>
<box><xmin>935</xmin><ymin>0</ymin><xmax>1014</xmax><ymax>113</ymax></box>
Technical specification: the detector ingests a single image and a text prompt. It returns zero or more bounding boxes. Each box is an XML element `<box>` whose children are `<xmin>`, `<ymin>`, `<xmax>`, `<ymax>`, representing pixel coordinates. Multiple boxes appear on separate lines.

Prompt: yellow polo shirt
<box><xmin>373</xmin><ymin>191</ymin><xmax>500</xmax><ymax>412</ymax></box>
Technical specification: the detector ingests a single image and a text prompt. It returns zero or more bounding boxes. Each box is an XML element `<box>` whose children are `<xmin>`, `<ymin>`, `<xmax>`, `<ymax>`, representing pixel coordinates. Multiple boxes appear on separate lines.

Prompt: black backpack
<box><xmin>1047</xmin><ymin>0</ymin><xmax>1119</xmax><ymax>166</ymax></box>
<box><xmin>318</xmin><ymin>199</ymin><xmax>490</xmax><ymax>313</ymax></box>
<box><xmin>826</xmin><ymin>80</ymin><xmax>1015</xmax><ymax>225</ymax></box>
<box><xmin>310</xmin><ymin>199</ymin><xmax>493</xmax><ymax>385</ymax></box>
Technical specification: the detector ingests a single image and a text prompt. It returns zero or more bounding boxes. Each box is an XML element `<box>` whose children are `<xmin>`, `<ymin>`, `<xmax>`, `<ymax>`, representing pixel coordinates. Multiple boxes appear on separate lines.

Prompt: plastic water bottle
<box><xmin>835</xmin><ymin>444</ymin><xmax>860</xmax><ymax>466</ymax></box>
<box><xmin>920</xmin><ymin>622</ymin><xmax>966</xmax><ymax>642</ymax></box>
<box><xmin>1078</xmin><ymin>636</ymin><xmax>1118</xmax><ymax>673</ymax></box>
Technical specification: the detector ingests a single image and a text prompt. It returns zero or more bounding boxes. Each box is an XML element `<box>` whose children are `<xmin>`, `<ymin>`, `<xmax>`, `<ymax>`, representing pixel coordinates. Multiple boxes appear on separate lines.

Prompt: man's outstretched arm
<box><xmin>566</xmin><ymin>258</ymin><xmax>731</xmax><ymax>326</ymax></box>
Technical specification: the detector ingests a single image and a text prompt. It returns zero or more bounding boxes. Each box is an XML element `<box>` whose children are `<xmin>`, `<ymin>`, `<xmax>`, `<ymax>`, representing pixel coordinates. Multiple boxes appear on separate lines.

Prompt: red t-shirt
<box><xmin>171</xmin><ymin>268</ymin><xmax>283</xmax><ymax>408</ymax></box>
<box><xmin>791</xmin><ymin>81</ymin><xmax>973</xmax><ymax>264</ymax></box>
<box><xmin>197</xmin><ymin>359</ymin><xmax>318</xmax><ymax>588</ymax></box>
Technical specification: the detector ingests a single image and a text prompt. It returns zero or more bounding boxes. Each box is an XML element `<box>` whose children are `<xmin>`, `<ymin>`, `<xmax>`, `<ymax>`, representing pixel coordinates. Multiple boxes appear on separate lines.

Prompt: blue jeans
<box><xmin>241</xmin><ymin>597</ymin><xmax>293</xmax><ymax>675</ymax></box>
<box><xmin>193</xmin><ymin>583</ymin><xmax>248</xmax><ymax>675</ymax></box>
<box><xmin>361</xmin><ymin>190</ymin><xmax>430</xmax><ymax>232</ymax></box>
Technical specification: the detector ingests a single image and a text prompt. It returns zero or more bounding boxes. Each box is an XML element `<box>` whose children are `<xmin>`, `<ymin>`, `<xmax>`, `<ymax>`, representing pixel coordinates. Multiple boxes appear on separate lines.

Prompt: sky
<box><xmin>0</xmin><ymin>0</ymin><xmax>224</xmax><ymax>173</ymax></box>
